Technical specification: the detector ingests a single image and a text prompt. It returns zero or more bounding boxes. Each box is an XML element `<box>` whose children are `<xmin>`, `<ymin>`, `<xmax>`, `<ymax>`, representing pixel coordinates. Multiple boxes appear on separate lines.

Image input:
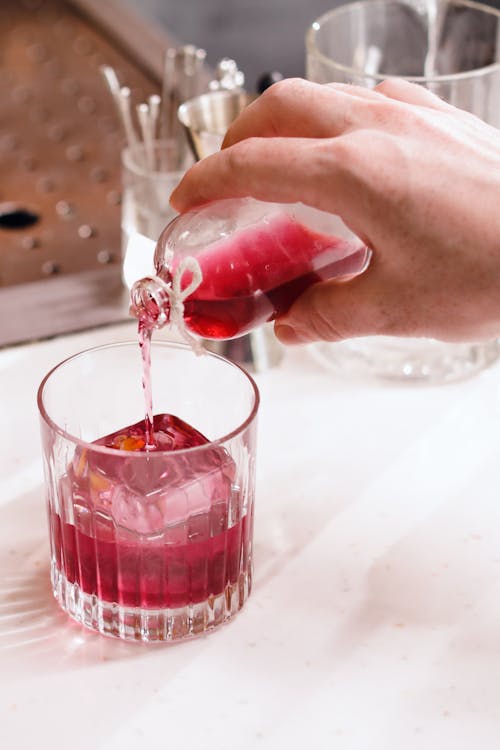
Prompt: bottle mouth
<box><xmin>129</xmin><ymin>276</ymin><xmax>172</xmax><ymax>329</ymax></box>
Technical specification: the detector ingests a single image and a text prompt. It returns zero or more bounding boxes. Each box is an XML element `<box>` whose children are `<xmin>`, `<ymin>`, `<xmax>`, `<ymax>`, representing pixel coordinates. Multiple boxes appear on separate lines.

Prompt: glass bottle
<box><xmin>130</xmin><ymin>197</ymin><xmax>371</xmax><ymax>341</ymax></box>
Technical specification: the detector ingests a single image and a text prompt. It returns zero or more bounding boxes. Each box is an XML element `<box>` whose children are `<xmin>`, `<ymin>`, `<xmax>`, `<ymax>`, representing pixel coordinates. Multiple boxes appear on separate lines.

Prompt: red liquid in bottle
<box><xmin>176</xmin><ymin>211</ymin><xmax>368</xmax><ymax>338</ymax></box>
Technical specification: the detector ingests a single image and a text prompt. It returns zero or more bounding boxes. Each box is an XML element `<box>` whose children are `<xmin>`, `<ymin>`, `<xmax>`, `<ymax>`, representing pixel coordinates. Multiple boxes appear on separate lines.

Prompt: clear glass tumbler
<box><xmin>306</xmin><ymin>0</ymin><xmax>500</xmax><ymax>383</ymax></box>
<box><xmin>38</xmin><ymin>341</ymin><xmax>259</xmax><ymax>642</ymax></box>
<box><xmin>121</xmin><ymin>139</ymin><xmax>193</xmax><ymax>289</ymax></box>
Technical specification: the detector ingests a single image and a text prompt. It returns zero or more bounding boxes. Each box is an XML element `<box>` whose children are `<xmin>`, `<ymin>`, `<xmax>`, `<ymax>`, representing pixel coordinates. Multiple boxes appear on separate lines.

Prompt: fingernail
<box><xmin>275</xmin><ymin>324</ymin><xmax>301</xmax><ymax>345</ymax></box>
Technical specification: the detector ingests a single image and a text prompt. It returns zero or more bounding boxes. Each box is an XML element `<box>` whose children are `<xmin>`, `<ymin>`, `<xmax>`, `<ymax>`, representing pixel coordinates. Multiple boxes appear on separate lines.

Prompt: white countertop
<box><xmin>2</xmin><ymin>322</ymin><xmax>500</xmax><ymax>749</ymax></box>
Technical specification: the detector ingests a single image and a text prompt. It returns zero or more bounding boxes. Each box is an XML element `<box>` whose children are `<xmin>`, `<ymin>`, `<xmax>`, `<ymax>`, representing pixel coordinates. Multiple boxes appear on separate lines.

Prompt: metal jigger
<box><xmin>178</xmin><ymin>88</ymin><xmax>255</xmax><ymax>161</ymax></box>
<box><xmin>177</xmin><ymin>78</ymin><xmax>284</xmax><ymax>373</ymax></box>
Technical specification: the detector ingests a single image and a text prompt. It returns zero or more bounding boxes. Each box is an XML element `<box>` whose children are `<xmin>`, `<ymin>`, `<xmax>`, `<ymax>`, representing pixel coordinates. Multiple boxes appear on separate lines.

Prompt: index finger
<box><xmin>170</xmin><ymin>135</ymin><xmax>356</xmax><ymax>220</ymax></box>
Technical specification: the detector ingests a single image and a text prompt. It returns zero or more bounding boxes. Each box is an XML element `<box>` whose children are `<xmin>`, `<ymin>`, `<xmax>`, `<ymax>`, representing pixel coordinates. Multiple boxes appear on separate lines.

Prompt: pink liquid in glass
<box><xmin>50</xmin><ymin>414</ymin><xmax>249</xmax><ymax>609</ymax></box>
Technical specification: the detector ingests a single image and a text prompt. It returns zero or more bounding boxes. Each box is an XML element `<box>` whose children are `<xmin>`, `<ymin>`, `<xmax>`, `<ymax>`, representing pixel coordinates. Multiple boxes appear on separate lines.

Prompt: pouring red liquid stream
<box><xmin>138</xmin><ymin>321</ymin><xmax>155</xmax><ymax>448</ymax></box>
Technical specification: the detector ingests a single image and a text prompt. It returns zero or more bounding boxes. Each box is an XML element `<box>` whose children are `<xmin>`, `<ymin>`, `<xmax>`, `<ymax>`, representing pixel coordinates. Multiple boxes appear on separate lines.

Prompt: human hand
<box><xmin>170</xmin><ymin>78</ymin><xmax>500</xmax><ymax>345</ymax></box>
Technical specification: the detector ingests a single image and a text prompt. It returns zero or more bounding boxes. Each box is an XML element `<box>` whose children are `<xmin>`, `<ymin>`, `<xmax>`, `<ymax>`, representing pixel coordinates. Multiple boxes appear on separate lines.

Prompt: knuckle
<box><xmin>328</xmin><ymin>135</ymin><xmax>354</xmax><ymax>165</ymax></box>
<box><xmin>326</xmin><ymin>136</ymin><xmax>362</xmax><ymax>182</ymax></box>
<box><xmin>365</xmin><ymin>97</ymin><xmax>422</xmax><ymax>132</ymax></box>
<box><xmin>224</xmin><ymin>139</ymin><xmax>258</xmax><ymax>175</ymax></box>
<box><xmin>374</xmin><ymin>77</ymin><xmax>413</xmax><ymax>98</ymax></box>
<box><xmin>260</xmin><ymin>77</ymin><xmax>306</xmax><ymax>106</ymax></box>
<box><xmin>299</xmin><ymin>290</ymin><xmax>347</xmax><ymax>343</ymax></box>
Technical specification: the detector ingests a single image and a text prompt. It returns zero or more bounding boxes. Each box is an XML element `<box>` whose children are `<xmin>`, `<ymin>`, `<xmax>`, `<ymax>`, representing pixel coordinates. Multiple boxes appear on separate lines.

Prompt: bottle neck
<box><xmin>130</xmin><ymin>275</ymin><xmax>172</xmax><ymax>330</ymax></box>
<box><xmin>129</xmin><ymin>256</ymin><xmax>203</xmax><ymax>351</ymax></box>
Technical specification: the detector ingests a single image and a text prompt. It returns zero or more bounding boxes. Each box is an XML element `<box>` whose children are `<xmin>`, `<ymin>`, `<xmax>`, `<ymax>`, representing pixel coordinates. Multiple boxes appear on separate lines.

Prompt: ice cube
<box><xmin>69</xmin><ymin>414</ymin><xmax>235</xmax><ymax>534</ymax></box>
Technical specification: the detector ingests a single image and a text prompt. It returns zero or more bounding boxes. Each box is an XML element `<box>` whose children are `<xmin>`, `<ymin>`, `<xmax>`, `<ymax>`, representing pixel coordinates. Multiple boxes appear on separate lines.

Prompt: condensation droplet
<box><xmin>37</xmin><ymin>177</ymin><xmax>55</xmax><ymax>193</ymax></box>
<box><xmin>97</xmin><ymin>249</ymin><xmax>113</xmax><ymax>264</ymax></box>
<box><xmin>89</xmin><ymin>166</ymin><xmax>107</xmax><ymax>183</ymax></box>
<box><xmin>41</xmin><ymin>260</ymin><xmax>60</xmax><ymax>275</ymax></box>
<box><xmin>22</xmin><ymin>236</ymin><xmax>40</xmax><ymax>250</ymax></box>
<box><xmin>56</xmin><ymin>200</ymin><xmax>75</xmax><ymax>218</ymax></box>
<box><xmin>106</xmin><ymin>190</ymin><xmax>121</xmax><ymax>206</ymax></box>
<box><xmin>66</xmin><ymin>144</ymin><xmax>85</xmax><ymax>162</ymax></box>
<box><xmin>48</xmin><ymin>124</ymin><xmax>67</xmax><ymax>143</ymax></box>
<box><xmin>20</xmin><ymin>155</ymin><xmax>38</xmax><ymax>171</ymax></box>
<box><xmin>78</xmin><ymin>224</ymin><xmax>95</xmax><ymax>239</ymax></box>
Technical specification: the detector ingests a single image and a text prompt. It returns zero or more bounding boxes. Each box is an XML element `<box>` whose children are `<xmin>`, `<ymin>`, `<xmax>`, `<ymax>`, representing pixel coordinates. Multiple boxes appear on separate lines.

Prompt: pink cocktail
<box><xmin>38</xmin><ymin>342</ymin><xmax>259</xmax><ymax>642</ymax></box>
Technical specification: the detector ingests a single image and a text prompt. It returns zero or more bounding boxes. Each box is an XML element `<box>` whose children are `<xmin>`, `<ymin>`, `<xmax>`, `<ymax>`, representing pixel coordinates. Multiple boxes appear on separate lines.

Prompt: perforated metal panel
<box><xmin>0</xmin><ymin>0</ymin><xmax>174</xmax><ymax>345</ymax></box>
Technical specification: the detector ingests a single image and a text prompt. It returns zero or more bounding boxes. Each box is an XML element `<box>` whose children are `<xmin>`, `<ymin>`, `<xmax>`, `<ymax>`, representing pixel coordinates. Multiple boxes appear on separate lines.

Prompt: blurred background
<box><xmin>122</xmin><ymin>0</ymin><xmax>359</xmax><ymax>89</ymax></box>
<box><xmin>123</xmin><ymin>0</ymin><xmax>500</xmax><ymax>88</ymax></box>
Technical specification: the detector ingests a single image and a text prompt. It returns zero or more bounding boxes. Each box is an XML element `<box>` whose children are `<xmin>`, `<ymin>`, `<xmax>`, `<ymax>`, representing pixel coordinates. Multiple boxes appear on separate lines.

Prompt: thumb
<box><xmin>274</xmin><ymin>270</ymin><xmax>396</xmax><ymax>345</ymax></box>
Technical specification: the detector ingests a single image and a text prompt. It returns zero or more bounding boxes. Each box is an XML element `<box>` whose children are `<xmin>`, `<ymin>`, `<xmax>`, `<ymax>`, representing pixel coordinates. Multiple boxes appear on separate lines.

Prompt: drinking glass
<box><xmin>121</xmin><ymin>139</ymin><xmax>192</xmax><ymax>289</ymax></box>
<box><xmin>306</xmin><ymin>0</ymin><xmax>500</xmax><ymax>383</ymax></box>
<box><xmin>38</xmin><ymin>341</ymin><xmax>259</xmax><ymax>642</ymax></box>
